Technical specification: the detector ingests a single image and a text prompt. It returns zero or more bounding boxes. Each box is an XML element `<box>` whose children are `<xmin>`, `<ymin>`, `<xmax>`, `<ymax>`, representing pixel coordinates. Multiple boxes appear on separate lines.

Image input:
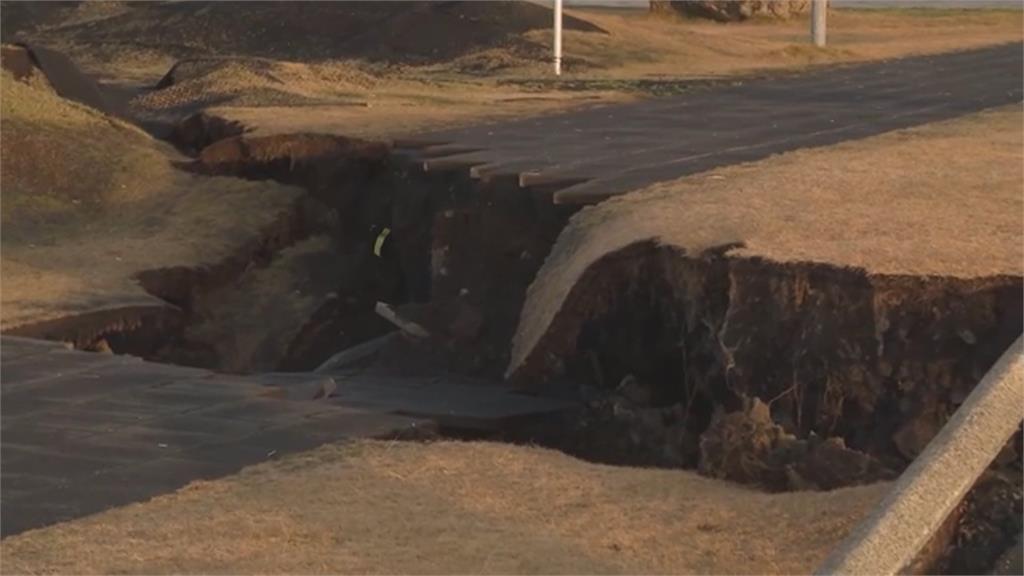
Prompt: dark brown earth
<box><xmin>921</xmin><ymin>469</ymin><xmax>1024</xmax><ymax>575</ymax></box>
<box><xmin>184</xmin><ymin>129</ymin><xmax>578</xmax><ymax>377</ymax></box>
<box><xmin>0</xmin><ymin>44</ymin><xmax>36</xmax><ymax>80</ymax></box>
<box><xmin>170</xmin><ymin>111</ymin><xmax>246</xmax><ymax>155</ymax></box>
<box><xmin>179</xmin><ymin>132</ymin><xmax>410</xmax><ymax>371</ymax></box>
<box><xmin>697</xmin><ymin>398</ymin><xmax>897</xmax><ymax>491</ymax></box>
<box><xmin>510</xmin><ymin>242</ymin><xmax>1022</xmax><ymax>467</ymax></box>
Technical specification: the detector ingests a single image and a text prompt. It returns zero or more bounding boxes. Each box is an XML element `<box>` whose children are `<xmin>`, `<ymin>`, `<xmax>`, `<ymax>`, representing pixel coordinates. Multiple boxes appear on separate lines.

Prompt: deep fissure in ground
<box><xmin>503</xmin><ymin>240</ymin><xmax>1022</xmax><ymax>572</ymax></box>
<box><xmin>11</xmin><ymin>122</ymin><xmax>1021</xmax><ymax>573</ymax></box>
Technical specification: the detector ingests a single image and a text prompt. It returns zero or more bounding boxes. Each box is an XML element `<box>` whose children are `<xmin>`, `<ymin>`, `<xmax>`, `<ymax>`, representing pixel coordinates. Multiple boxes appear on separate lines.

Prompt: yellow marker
<box><xmin>373</xmin><ymin>227</ymin><xmax>391</xmax><ymax>258</ymax></box>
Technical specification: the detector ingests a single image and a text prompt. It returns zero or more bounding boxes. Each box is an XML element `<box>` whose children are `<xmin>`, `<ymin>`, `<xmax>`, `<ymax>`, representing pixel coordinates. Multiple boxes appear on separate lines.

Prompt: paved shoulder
<box><xmin>409</xmin><ymin>43</ymin><xmax>1023</xmax><ymax>204</ymax></box>
<box><xmin>0</xmin><ymin>337</ymin><xmax>425</xmax><ymax>536</ymax></box>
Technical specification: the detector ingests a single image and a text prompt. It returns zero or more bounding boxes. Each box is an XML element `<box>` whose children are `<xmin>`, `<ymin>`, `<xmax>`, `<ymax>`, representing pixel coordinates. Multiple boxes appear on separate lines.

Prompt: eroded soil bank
<box><xmin>503</xmin><ymin>241</ymin><xmax>1022</xmax><ymax>573</ymax></box>
<box><xmin>511</xmin><ymin>242</ymin><xmax>1021</xmax><ymax>465</ymax></box>
<box><xmin>6</xmin><ymin>192</ymin><xmax>316</xmax><ymax>368</ymax></box>
<box><xmin>7</xmin><ymin>119</ymin><xmax>577</xmax><ymax>376</ymax></box>
<box><xmin>183</xmin><ymin>129</ymin><xmax>578</xmax><ymax>375</ymax></box>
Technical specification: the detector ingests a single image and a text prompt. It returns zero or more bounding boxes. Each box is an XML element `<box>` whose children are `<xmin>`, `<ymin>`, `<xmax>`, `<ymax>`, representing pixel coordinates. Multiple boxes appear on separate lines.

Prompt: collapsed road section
<box><xmin>3</xmin><ymin>40</ymin><xmax>1021</xmax><ymax>571</ymax></box>
<box><xmin>105</xmin><ymin>40</ymin><xmax>1022</xmax><ymax>381</ymax></box>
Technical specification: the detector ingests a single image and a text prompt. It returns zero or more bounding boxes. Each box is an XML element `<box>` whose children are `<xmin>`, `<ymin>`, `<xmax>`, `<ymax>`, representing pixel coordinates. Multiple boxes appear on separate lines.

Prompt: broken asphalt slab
<box><xmin>0</xmin><ymin>336</ymin><xmax>575</xmax><ymax>536</ymax></box>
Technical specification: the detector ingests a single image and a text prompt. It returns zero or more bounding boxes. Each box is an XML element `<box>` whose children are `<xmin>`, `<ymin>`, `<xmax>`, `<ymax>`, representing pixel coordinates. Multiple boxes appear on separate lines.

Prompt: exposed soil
<box><xmin>182</xmin><ymin>132</ymin><xmax>411</xmax><ymax>371</ymax></box>
<box><xmin>170</xmin><ymin>110</ymin><xmax>246</xmax><ymax>154</ymax></box>
<box><xmin>3</xmin><ymin>305</ymin><xmax>182</xmax><ymax>358</ymax></box>
<box><xmin>497</xmin><ymin>110</ymin><xmax>1023</xmax><ymax>503</ymax></box>
<box><xmin>5</xmin><ymin>87</ymin><xmax>577</xmax><ymax>376</ymax></box>
<box><xmin>493</xmin><ymin>244</ymin><xmax>1021</xmax><ymax>575</ymax></box>
<box><xmin>395</xmin><ymin>171</ymin><xmax>579</xmax><ymax>376</ymax></box>
<box><xmin>923</xmin><ymin>468</ymin><xmax>1024</xmax><ymax>575</ymax></box>
<box><xmin>83</xmin><ymin>130</ymin><xmax>408</xmax><ymax>373</ymax></box>
<box><xmin>182</xmin><ymin>127</ymin><xmax>578</xmax><ymax>375</ymax></box>
<box><xmin>486</xmin><ymin>109</ymin><xmax>1024</xmax><ymax>573</ymax></box>
<box><xmin>511</xmin><ymin>242</ymin><xmax>1022</xmax><ymax>465</ymax></box>
<box><xmin>1</xmin><ymin>44</ymin><xmax>39</xmax><ymax>81</ymax></box>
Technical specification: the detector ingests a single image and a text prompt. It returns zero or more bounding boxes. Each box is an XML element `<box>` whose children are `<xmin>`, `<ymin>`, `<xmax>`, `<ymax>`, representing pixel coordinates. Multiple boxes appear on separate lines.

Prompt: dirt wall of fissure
<box><xmin>514</xmin><ymin>242</ymin><xmax>1022</xmax><ymax>468</ymax></box>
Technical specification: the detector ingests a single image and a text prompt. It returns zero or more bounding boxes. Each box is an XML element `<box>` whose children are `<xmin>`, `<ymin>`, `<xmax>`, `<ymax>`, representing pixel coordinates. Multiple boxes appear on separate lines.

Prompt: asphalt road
<box><xmin>0</xmin><ymin>336</ymin><xmax>571</xmax><ymax>537</ymax></box>
<box><xmin>408</xmin><ymin>43</ymin><xmax>1023</xmax><ymax>204</ymax></box>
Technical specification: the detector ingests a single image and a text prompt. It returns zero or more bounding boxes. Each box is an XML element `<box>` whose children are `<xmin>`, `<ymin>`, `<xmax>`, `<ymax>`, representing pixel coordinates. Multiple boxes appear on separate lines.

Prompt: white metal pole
<box><xmin>817</xmin><ymin>337</ymin><xmax>1024</xmax><ymax>575</ymax></box>
<box><xmin>811</xmin><ymin>0</ymin><xmax>827</xmax><ymax>47</ymax></box>
<box><xmin>554</xmin><ymin>0</ymin><xmax>563</xmax><ymax>75</ymax></box>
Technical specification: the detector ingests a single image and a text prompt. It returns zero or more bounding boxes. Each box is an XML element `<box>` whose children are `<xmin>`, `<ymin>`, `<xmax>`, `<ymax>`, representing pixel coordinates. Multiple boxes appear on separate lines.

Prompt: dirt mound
<box><xmin>31</xmin><ymin>1</ymin><xmax>605</xmax><ymax>64</ymax></box>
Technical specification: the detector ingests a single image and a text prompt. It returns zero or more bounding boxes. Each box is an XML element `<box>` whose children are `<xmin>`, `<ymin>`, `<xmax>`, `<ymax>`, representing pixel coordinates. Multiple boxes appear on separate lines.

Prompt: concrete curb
<box><xmin>817</xmin><ymin>336</ymin><xmax>1023</xmax><ymax>575</ymax></box>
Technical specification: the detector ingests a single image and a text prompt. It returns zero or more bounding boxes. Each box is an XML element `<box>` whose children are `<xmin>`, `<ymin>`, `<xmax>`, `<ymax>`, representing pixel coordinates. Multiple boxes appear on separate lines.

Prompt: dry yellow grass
<box><xmin>136</xmin><ymin>59</ymin><xmax>383</xmax><ymax>110</ymax></box>
<box><xmin>510</xmin><ymin>106</ymin><xmax>1024</xmax><ymax>376</ymax></box>
<box><xmin>0</xmin><ymin>440</ymin><xmax>890</xmax><ymax>574</ymax></box>
<box><xmin>0</xmin><ymin>72</ymin><xmax>304</xmax><ymax>330</ymax></box>
<box><xmin>551</xmin><ymin>6</ymin><xmax>1024</xmax><ymax>79</ymax></box>
<box><xmin>129</xmin><ymin>56</ymin><xmax>621</xmax><ymax>140</ymax></box>
<box><xmin>130</xmin><ymin>6</ymin><xmax>1023</xmax><ymax>139</ymax></box>
<box><xmin>27</xmin><ymin>4</ymin><xmax>1018</xmax><ymax>140</ymax></box>
<box><xmin>0</xmin><ymin>70</ymin><xmax>173</xmax><ymax>234</ymax></box>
